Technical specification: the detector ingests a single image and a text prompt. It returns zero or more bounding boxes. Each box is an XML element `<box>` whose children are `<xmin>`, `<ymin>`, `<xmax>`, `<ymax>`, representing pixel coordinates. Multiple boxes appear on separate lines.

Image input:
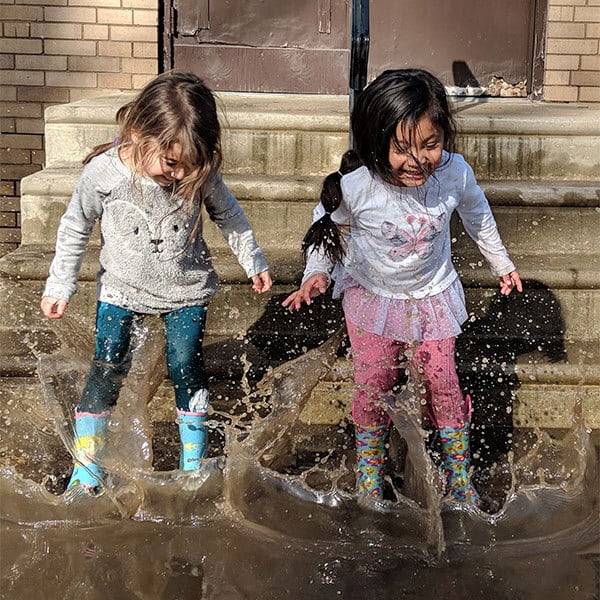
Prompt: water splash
<box><xmin>0</xmin><ymin>317</ymin><xmax>598</xmax><ymax>597</ymax></box>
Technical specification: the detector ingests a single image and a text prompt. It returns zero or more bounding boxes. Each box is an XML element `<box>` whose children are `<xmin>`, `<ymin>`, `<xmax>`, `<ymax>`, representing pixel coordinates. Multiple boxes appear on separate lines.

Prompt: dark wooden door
<box><xmin>166</xmin><ymin>0</ymin><xmax>350</xmax><ymax>94</ymax></box>
<box><xmin>164</xmin><ymin>0</ymin><xmax>545</xmax><ymax>95</ymax></box>
<box><xmin>369</xmin><ymin>0</ymin><xmax>544</xmax><ymax>93</ymax></box>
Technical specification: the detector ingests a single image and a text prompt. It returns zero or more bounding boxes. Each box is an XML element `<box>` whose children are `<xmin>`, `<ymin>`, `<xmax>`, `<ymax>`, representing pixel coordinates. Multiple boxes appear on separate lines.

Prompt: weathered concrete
<box><xmin>43</xmin><ymin>93</ymin><xmax>600</xmax><ymax>179</ymax></box>
<box><xmin>2</xmin><ymin>92</ymin><xmax>599</xmax><ymax>433</ymax></box>
<box><xmin>19</xmin><ymin>169</ymin><xmax>600</xmax><ymax>258</ymax></box>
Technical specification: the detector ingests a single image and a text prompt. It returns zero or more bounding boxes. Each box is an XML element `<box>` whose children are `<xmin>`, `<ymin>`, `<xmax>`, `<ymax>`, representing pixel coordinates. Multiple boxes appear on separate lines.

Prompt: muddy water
<box><xmin>1</xmin><ymin>322</ymin><xmax>599</xmax><ymax>599</ymax></box>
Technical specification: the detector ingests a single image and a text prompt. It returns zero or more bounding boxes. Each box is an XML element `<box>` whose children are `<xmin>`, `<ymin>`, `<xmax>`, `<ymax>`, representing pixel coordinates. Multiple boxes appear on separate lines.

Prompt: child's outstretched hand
<box><xmin>251</xmin><ymin>270</ymin><xmax>273</xmax><ymax>294</ymax></box>
<box><xmin>499</xmin><ymin>270</ymin><xmax>523</xmax><ymax>295</ymax></box>
<box><xmin>282</xmin><ymin>273</ymin><xmax>329</xmax><ymax>311</ymax></box>
<box><xmin>41</xmin><ymin>296</ymin><xmax>68</xmax><ymax>319</ymax></box>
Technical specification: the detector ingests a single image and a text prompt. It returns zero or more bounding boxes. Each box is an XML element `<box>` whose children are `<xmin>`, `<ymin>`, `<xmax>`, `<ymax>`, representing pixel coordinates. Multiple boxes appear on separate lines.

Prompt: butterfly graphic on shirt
<box><xmin>381</xmin><ymin>213</ymin><xmax>445</xmax><ymax>261</ymax></box>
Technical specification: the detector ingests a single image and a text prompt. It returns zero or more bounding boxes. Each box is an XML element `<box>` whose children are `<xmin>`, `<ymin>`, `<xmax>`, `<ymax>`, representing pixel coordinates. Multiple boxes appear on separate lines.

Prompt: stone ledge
<box><xmin>297</xmin><ymin>380</ymin><xmax>600</xmax><ymax>430</ymax></box>
<box><xmin>45</xmin><ymin>93</ymin><xmax>600</xmax><ymax>135</ymax></box>
<box><xmin>42</xmin><ymin>94</ymin><xmax>600</xmax><ymax>180</ymax></box>
<box><xmin>2</xmin><ymin>345</ymin><xmax>599</xmax><ymax>434</ymax></box>
<box><xmin>511</xmin><ymin>385</ymin><xmax>600</xmax><ymax>429</ymax></box>
<box><xmin>44</xmin><ymin>91</ymin><xmax>350</xmax><ymax>131</ymax></box>
<box><xmin>453</xmin><ymin>98</ymin><xmax>600</xmax><ymax>135</ymax></box>
<box><xmin>0</xmin><ymin>245</ymin><xmax>304</xmax><ymax>286</ymax></box>
<box><xmin>2</xmin><ymin>374</ymin><xmax>597</xmax><ymax>431</ymax></box>
<box><xmin>457</xmin><ymin>252</ymin><xmax>600</xmax><ymax>289</ymax></box>
<box><xmin>21</xmin><ymin>167</ymin><xmax>600</xmax><ymax>207</ymax></box>
<box><xmin>2</xmin><ymin>244</ymin><xmax>598</xmax><ymax>290</ymax></box>
<box><xmin>1</xmin><ymin>316</ymin><xmax>597</xmax><ymax>382</ymax></box>
<box><xmin>204</xmin><ymin>341</ymin><xmax>600</xmax><ymax>390</ymax></box>
<box><xmin>302</xmin><ymin>349</ymin><xmax>600</xmax><ymax>387</ymax></box>
<box><xmin>482</xmin><ymin>180</ymin><xmax>600</xmax><ymax>207</ymax></box>
<box><xmin>19</xmin><ymin>168</ymin><xmax>323</xmax><ymax>202</ymax></box>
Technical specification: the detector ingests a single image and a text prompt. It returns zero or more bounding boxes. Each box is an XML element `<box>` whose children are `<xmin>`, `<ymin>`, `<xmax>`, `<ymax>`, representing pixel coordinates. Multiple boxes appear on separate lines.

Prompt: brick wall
<box><xmin>1</xmin><ymin>1</ymin><xmax>599</xmax><ymax>257</ymax></box>
<box><xmin>0</xmin><ymin>0</ymin><xmax>159</xmax><ymax>257</ymax></box>
<box><xmin>545</xmin><ymin>0</ymin><xmax>600</xmax><ymax>102</ymax></box>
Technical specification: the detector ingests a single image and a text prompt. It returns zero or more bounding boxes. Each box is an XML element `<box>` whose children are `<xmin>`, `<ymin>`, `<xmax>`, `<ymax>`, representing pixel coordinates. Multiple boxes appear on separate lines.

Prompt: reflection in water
<box><xmin>0</xmin><ymin>315</ymin><xmax>598</xmax><ymax>599</ymax></box>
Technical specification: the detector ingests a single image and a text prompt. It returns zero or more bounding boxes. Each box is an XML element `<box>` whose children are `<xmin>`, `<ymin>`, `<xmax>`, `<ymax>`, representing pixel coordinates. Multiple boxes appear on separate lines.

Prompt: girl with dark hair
<box><xmin>284</xmin><ymin>69</ymin><xmax>521</xmax><ymax>504</ymax></box>
<box><xmin>41</xmin><ymin>72</ymin><xmax>272</xmax><ymax>491</ymax></box>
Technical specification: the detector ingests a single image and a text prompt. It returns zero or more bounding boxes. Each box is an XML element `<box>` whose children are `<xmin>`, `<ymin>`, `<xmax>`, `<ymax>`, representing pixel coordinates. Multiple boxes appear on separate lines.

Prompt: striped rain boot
<box><xmin>439</xmin><ymin>421</ymin><xmax>480</xmax><ymax>505</ymax></box>
<box><xmin>355</xmin><ymin>423</ymin><xmax>389</xmax><ymax>498</ymax></box>
<box><xmin>67</xmin><ymin>410</ymin><xmax>109</xmax><ymax>491</ymax></box>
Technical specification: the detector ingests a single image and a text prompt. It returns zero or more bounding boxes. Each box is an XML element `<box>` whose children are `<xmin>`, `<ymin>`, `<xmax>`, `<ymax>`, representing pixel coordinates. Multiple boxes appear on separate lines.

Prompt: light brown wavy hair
<box><xmin>84</xmin><ymin>71</ymin><xmax>222</xmax><ymax>209</ymax></box>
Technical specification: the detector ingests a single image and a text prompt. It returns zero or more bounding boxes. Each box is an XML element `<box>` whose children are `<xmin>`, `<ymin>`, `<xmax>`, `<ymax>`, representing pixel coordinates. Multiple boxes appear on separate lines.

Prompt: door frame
<box><xmin>160</xmin><ymin>0</ymin><xmax>547</xmax><ymax>99</ymax></box>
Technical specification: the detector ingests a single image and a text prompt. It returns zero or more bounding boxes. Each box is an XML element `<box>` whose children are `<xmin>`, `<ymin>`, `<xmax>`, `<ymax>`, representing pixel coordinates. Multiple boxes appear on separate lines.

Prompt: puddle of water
<box><xmin>0</xmin><ymin>316</ymin><xmax>598</xmax><ymax>599</ymax></box>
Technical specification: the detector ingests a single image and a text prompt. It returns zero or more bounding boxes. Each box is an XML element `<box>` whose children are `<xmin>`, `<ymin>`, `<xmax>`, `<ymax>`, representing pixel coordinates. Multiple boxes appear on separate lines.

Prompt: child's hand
<box><xmin>251</xmin><ymin>270</ymin><xmax>273</xmax><ymax>293</ymax></box>
<box><xmin>282</xmin><ymin>273</ymin><xmax>329</xmax><ymax>311</ymax></box>
<box><xmin>41</xmin><ymin>296</ymin><xmax>68</xmax><ymax>319</ymax></box>
<box><xmin>499</xmin><ymin>270</ymin><xmax>523</xmax><ymax>295</ymax></box>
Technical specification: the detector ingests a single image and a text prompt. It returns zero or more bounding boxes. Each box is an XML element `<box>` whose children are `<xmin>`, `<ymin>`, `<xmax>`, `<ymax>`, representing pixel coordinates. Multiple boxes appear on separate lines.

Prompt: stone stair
<box><xmin>0</xmin><ymin>93</ymin><xmax>599</xmax><ymax>447</ymax></box>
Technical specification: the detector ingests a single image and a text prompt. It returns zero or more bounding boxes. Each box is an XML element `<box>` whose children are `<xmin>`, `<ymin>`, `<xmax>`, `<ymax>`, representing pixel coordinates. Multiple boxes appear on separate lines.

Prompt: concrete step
<box><xmin>298</xmin><ymin>377</ymin><xmax>600</xmax><ymax>430</ymax></box>
<box><xmin>18</xmin><ymin>167</ymin><xmax>600</xmax><ymax>256</ymax></box>
<box><xmin>2</xmin><ymin>242</ymin><xmax>599</xmax><ymax>296</ymax></box>
<box><xmin>1</xmin><ymin>266</ymin><xmax>598</xmax><ymax>375</ymax></box>
<box><xmin>1</xmin><ymin>340</ymin><xmax>598</xmax><ymax>431</ymax></box>
<box><xmin>43</xmin><ymin>93</ymin><xmax>600</xmax><ymax>180</ymax></box>
<box><xmin>2</xmin><ymin>243</ymin><xmax>599</xmax><ymax>342</ymax></box>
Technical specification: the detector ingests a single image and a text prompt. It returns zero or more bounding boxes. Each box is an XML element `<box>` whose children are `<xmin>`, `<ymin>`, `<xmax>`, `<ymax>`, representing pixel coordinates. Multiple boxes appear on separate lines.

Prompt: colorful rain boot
<box><xmin>439</xmin><ymin>421</ymin><xmax>480</xmax><ymax>505</ymax></box>
<box><xmin>177</xmin><ymin>411</ymin><xmax>208</xmax><ymax>470</ymax></box>
<box><xmin>67</xmin><ymin>411</ymin><xmax>109</xmax><ymax>491</ymax></box>
<box><xmin>355</xmin><ymin>423</ymin><xmax>389</xmax><ymax>498</ymax></box>
<box><xmin>177</xmin><ymin>388</ymin><xmax>209</xmax><ymax>471</ymax></box>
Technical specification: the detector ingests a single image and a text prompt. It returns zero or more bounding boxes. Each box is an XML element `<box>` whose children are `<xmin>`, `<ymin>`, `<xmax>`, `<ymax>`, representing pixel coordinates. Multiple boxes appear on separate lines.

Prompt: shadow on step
<box><xmin>457</xmin><ymin>278</ymin><xmax>566</xmax><ymax>489</ymax></box>
<box><xmin>245</xmin><ymin>290</ymin><xmax>347</xmax><ymax>363</ymax></box>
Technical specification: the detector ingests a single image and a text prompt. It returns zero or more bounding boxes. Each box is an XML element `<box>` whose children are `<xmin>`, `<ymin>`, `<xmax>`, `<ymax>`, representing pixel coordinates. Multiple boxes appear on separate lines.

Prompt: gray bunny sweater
<box><xmin>43</xmin><ymin>147</ymin><xmax>269</xmax><ymax>313</ymax></box>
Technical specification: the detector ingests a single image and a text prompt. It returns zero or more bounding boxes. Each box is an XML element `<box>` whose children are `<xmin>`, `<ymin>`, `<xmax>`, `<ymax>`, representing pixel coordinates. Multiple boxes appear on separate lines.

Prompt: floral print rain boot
<box><xmin>355</xmin><ymin>422</ymin><xmax>389</xmax><ymax>498</ymax></box>
<box><xmin>439</xmin><ymin>421</ymin><xmax>480</xmax><ymax>505</ymax></box>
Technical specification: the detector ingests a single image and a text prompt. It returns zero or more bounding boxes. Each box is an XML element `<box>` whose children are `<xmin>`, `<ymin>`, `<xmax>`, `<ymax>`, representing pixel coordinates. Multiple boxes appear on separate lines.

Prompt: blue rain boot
<box><xmin>177</xmin><ymin>389</ymin><xmax>209</xmax><ymax>471</ymax></box>
<box><xmin>439</xmin><ymin>420</ymin><xmax>480</xmax><ymax>505</ymax></box>
<box><xmin>67</xmin><ymin>411</ymin><xmax>109</xmax><ymax>491</ymax></box>
<box><xmin>177</xmin><ymin>411</ymin><xmax>208</xmax><ymax>470</ymax></box>
<box><xmin>355</xmin><ymin>423</ymin><xmax>389</xmax><ymax>498</ymax></box>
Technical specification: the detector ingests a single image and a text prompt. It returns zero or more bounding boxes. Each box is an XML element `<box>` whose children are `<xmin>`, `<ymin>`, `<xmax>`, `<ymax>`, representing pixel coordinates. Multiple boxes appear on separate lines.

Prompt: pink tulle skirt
<box><xmin>341</xmin><ymin>277</ymin><xmax>468</xmax><ymax>342</ymax></box>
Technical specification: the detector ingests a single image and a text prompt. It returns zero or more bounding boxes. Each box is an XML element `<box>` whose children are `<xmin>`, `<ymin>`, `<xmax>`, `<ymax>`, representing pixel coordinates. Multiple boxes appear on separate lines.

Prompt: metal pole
<box><xmin>349</xmin><ymin>0</ymin><xmax>370</xmax><ymax>149</ymax></box>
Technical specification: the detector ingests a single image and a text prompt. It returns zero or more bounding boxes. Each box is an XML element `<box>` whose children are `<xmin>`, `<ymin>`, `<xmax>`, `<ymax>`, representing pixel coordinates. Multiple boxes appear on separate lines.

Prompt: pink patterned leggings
<box><xmin>346</xmin><ymin>317</ymin><xmax>469</xmax><ymax>429</ymax></box>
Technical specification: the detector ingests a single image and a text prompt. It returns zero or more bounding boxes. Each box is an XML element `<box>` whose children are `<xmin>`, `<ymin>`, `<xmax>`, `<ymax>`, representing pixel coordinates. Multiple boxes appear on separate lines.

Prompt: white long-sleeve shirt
<box><xmin>303</xmin><ymin>152</ymin><xmax>515</xmax><ymax>300</ymax></box>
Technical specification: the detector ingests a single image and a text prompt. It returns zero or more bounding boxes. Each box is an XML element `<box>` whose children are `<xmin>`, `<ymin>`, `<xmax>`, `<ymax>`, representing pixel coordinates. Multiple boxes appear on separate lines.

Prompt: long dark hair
<box><xmin>302</xmin><ymin>69</ymin><xmax>456</xmax><ymax>265</ymax></box>
<box><xmin>351</xmin><ymin>68</ymin><xmax>456</xmax><ymax>184</ymax></box>
<box><xmin>301</xmin><ymin>149</ymin><xmax>362</xmax><ymax>264</ymax></box>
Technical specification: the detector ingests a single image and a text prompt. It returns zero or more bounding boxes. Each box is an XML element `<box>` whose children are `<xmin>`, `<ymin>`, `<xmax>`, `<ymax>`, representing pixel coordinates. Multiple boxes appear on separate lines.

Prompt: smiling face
<box><xmin>143</xmin><ymin>141</ymin><xmax>188</xmax><ymax>187</ymax></box>
<box><xmin>388</xmin><ymin>114</ymin><xmax>444</xmax><ymax>187</ymax></box>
